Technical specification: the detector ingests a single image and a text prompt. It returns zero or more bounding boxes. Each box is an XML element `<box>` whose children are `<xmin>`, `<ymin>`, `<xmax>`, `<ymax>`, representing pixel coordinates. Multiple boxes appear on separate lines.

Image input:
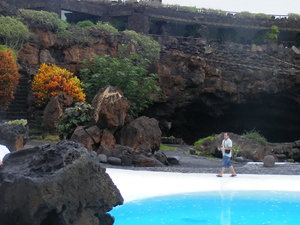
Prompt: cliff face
<box><xmin>148</xmin><ymin>36</ymin><xmax>300</xmax><ymax>142</ymax></box>
<box><xmin>15</xmin><ymin>28</ymin><xmax>300</xmax><ymax>143</ymax></box>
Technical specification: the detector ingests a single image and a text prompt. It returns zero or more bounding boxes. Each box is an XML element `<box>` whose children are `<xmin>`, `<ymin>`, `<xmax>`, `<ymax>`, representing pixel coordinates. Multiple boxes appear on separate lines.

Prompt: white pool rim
<box><xmin>106</xmin><ymin>168</ymin><xmax>300</xmax><ymax>203</ymax></box>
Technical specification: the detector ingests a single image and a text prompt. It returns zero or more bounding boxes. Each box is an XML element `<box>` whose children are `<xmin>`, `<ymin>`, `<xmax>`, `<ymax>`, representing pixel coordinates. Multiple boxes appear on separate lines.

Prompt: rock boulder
<box><xmin>117</xmin><ymin>116</ymin><xmax>162</xmax><ymax>152</ymax></box>
<box><xmin>92</xmin><ymin>86</ymin><xmax>130</xmax><ymax>132</ymax></box>
<box><xmin>0</xmin><ymin>141</ymin><xmax>123</xmax><ymax>225</ymax></box>
<box><xmin>0</xmin><ymin>123</ymin><xmax>28</xmax><ymax>151</ymax></box>
<box><xmin>43</xmin><ymin>93</ymin><xmax>74</xmax><ymax>134</ymax></box>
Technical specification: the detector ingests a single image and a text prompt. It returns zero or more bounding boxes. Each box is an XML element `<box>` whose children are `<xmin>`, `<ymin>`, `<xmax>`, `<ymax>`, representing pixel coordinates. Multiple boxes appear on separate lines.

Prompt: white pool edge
<box><xmin>106</xmin><ymin>168</ymin><xmax>300</xmax><ymax>203</ymax></box>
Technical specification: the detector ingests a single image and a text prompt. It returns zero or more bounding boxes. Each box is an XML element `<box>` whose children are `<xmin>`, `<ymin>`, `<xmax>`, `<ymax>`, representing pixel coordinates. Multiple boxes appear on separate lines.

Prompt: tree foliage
<box><xmin>0</xmin><ymin>48</ymin><xmax>20</xmax><ymax>111</ymax></box>
<box><xmin>80</xmin><ymin>55</ymin><xmax>161</xmax><ymax>116</ymax></box>
<box><xmin>0</xmin><ymin>16</ymin><xmax>29</xmax><ymax>50</ymax></box>
<box><xmin>266</xmin><ymin>25</ymin><xmax>280</xmax><ymax>41</ymax></box>
<box><xmin>32</xmin><ymin>64</ymin><xmax>85</xmax><ymax>107</ymax></box>
<box><xmin>122</xmin><ymin>30</ymin><xmax>160</xmax><ymax>65</ymax></box>
<box><xmin>58</xmin><ymin>102</ymin><xmax>93</xmax><ymax>139</ymax></box>
<box><xmin>19</xmin><ymin>9</ymin><xmax>67</xmax><ymax>32</ymax></box>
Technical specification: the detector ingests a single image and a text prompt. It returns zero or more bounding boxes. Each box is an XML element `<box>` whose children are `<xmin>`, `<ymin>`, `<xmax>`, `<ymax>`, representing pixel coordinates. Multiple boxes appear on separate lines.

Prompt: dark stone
<box><xmin>108</xmin><ymin>156</ymin><xmax>122</xmax><ymax>165</ymax></box>
<box><xmin>71</xmin><ymin>126</ymin><xmax>95</xmax><ymax>151</ymax></box>
<box><xmin>263</xmin><ymin>155</ymin><xmax>276</xmax><ymax>167</ymax></box>
<box><xmin>167</xmin><ymin>156</ymin><xmax>180</xmax><ymax>165</ymax></box>
<box><xmin>43</xmin><ymin>93</ymin><xmax>73</xmax><ymax>134</ymax></box>
<box><xmin>117</xmin><ymin>116</ymin><xmax>162</xmax><ymax>152</ymax></box>
<box><xmin>98</xmin><ymin>154</ymin><xmax>108</xmax><ymax>163</ymax></box>
<box><xmin>0</xmin><ymin>140</ymin><xmax>123</xmax><ymax>225</ymax></box>
<box><xmin>132</xmin><ymin>154</ymin><xmax>164</xmax><ymax>167</ymax></box>
<box><xmin>92</xmin><ymin>86</ymin><xmax>130</xmax><ymax>132</ymax></box>
<box><xmin>0</xmin><ymin>124</ymin><xmax>28</xmax><ymax>152</ymax></box>
<box><xmin>154</xmin><ymin>152</ymin><xmax>169</xmax><ymax>165</ymax></box>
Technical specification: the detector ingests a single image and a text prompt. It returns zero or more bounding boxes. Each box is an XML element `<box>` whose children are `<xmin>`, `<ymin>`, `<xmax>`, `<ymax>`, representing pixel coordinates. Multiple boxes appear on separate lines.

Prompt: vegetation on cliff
<box><xmin>80</xmin><ymin>55</ymin><xmax>161</xmax><ymax>116</ymax></box>
<box><xmin>0</xmin><ymin>48</ymin><xmax>20</xmax><ymax>111</ymax></box>
<box><xmin>0</xmin><ymin>16</ymin><xmax>29</xmax><ymax>50</ymax></box>
<box><xmin>19</xmin><ymin>9</ymin><xmax>67</xmax><ymax>32</ymax></box>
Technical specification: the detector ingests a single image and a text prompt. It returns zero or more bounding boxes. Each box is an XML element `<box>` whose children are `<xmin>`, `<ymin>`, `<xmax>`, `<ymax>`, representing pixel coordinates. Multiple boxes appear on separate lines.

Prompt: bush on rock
<box><xmin>32</xmin><ymin>63</ymin><xmax>85</xmax><ymax>107</ymax></box>
<box><xmin>0</xmin><ymin>48</ymin><xmax>20</xmax><ymax>111</ymax></box>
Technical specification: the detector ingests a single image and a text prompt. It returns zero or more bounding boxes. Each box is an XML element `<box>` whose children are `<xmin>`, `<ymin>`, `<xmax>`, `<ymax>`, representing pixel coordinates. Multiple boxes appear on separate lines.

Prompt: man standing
<box><xmin>216</xmin><ymin>133</ymin><xmax>237</xmax><ymax>177</ymax></box>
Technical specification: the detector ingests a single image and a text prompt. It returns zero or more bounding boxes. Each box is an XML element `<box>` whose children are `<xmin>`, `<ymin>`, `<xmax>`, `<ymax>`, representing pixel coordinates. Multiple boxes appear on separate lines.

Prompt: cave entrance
<box><xmin>170</xmin><ymin>95</ymin><xmax>300</xmax><ymax>144</ymax></box>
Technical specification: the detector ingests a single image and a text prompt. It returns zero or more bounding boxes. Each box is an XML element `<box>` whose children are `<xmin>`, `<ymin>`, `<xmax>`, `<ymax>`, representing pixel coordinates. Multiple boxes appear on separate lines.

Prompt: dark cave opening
<box><xmin>169</xmin><ymin>96</ymin><xmax>300</xmax><ymax>144</ymax></box>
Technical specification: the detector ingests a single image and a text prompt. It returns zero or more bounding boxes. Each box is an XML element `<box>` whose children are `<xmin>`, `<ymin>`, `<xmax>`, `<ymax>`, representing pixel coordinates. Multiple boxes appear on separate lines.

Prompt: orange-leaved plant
<box><xmin>0</xmin><ymin>49</ymin><xmax>20</xmax><ymax>111</ymax></box>
<box><xmin>32</xmin><ymin>63</ymin><xmax>85</xmax><ymax>107</ymax></box>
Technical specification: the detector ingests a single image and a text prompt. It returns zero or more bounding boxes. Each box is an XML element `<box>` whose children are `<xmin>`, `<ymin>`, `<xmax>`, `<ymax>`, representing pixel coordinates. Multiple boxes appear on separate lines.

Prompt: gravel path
<box><xmin>101</xmin><ymin>145</ymin><xmax>300</xmax><ymax>175</ymax></box>
<box><xmin>25</xmin><ymin>141</ymin><xmax>300</xmax><ymax>175</ymax></box>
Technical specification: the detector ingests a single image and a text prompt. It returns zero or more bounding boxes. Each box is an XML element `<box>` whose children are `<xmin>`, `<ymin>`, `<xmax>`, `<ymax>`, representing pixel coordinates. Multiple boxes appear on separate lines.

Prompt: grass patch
<box><xmin>160</xmin><ymin>143</ymin><xmax>178</xmax><ymax>151</ymax></box>
<box><xmin>31</xmin><ymin>134</ymin><xmax>60</xmax><ymax>143</ymax></box>
<box><xmin>194</xmin><ymin>150</ymin><xmax>214</xmax><ymax>158</ymax></box>
<box><xmin>193</xmin><ymin>136</ymin><xmax>214</xmax><ymax>147</ymax></box>
<box><xmin>242</xmin><ymin>129</ymin><xmax>267</xmax><ymax>145</ymax></box>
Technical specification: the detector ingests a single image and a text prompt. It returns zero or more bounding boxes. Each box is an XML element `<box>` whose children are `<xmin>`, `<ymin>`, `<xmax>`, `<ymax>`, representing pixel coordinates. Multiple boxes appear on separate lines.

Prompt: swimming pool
<box><xmin>111</xmin><ymin>191</ymin><xmax>300</xmax><ymax>225</ymax></box>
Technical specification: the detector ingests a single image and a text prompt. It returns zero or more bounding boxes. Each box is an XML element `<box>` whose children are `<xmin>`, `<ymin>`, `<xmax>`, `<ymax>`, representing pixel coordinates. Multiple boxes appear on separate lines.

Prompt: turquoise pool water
<box><xmin>111</xmin><ymin>191</ymin><xmax>300</xmax><ymax>225</ymax></box>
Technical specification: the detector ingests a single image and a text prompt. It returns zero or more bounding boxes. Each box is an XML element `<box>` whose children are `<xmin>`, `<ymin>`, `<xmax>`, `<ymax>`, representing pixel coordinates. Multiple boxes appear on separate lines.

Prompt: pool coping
<box><xmin>106</xmin><ymin>168</ymin><xmax>300</xmax><ymax>202</ymax></box>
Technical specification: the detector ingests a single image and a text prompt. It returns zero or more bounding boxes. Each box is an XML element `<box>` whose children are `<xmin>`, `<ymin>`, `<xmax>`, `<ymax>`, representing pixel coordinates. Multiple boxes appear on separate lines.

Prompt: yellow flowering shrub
<box><xmin>32</xmin><ymin>64</ymin><xmax>85</xmax><ymax>107</ymax></box>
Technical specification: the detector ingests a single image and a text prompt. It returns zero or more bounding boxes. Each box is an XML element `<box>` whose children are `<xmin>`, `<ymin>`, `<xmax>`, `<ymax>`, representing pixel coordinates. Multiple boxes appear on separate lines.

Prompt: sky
<box><xmin>162</xmin><ymin>0</ymin><xmax>300</xmax><ymax>15</ymax></box>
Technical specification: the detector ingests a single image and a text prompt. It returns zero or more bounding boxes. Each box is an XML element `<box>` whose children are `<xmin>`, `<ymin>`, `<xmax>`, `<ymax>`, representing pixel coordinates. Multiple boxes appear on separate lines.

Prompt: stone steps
<box><xmin>2</xmin><ymin>75</ymin><xmax>30</xmax><ymax>121</ymax></box>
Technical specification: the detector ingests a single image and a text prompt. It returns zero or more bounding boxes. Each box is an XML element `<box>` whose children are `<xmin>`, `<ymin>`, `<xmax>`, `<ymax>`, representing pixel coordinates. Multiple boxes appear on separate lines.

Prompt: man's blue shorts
<box><xmin>222</xmin><ymin>155</ymin><xmax>232</xmax><ymax>168</ymax></box>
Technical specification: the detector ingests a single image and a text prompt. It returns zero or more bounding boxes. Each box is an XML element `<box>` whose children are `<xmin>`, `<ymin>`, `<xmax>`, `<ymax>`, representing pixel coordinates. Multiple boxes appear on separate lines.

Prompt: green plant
<box><xmin>193</xmin><ymin>136</ymin><xmax>215</xmax><ymax>147</ymax></box>
<box><xmin>194</xmin><ymin>150</ymin><xmax>214</xmax><ymax>158</ymax></box>
<box><xmin>159</xmin><ymin>144</ymin><xmax>178</xmax><ymax>151</ymax></box>
<box><xmin>76</xmin><ymin>20</ymin><xmax>95</xmax><ymax>28</ymax></box>
<box><xmin>242</xmin><ymin>129</ymin><xmax>267</xmax><ymax>145</ymax></box>
<box><xmin>232</xmin><ymin>144</ymin><xmax>241</xmax><ymax>158</ymax></box>
<box><xmin>4</xmin><ymin>119</ymin><xmax>27</xmax><ymax>126</ymax></box>
<box><xmin>235</xmin><ymin>11</ymin><xmax>255</xmax><ymax>19</ymax></box>
<box><xmin>0</xmin><ymin>16</ymin><xmax>29</xmax><ymax>50</ymax></box>
<box><xmin>288</xmin><ymin>13</ymin><xmax>300</xmax><ymax>21</ymax></box>
<box><xmin>93</xmin><ymin>22</ymin><xmax>119</xmax><ymax>34</ymax></box>
<box><xmin>122</xmin><ymin>30</ymin><xmax>160</xmax><ymax>64</ymax></box>
<box><xmin>58</xmin><ymin>102</ymin><xmax>93</xmax><ymax>139</ymax></box>
<box><xmin>57</xmin><ymin>25</ymin><xmax>90</xmax><ymax>44</ymax></box>
<box><xmin>266</xmin><ymin>25</ymin><xmax>280</xmax><ymax>41</ymax></box>
<box><xmin>19</xmin><ymin>9</ymin><xmax>67</xmax><ymax>32</ymax></box>
<box><xmin>80</xmin><ymin>55</ymin><xmax>161</xmax><ymax>116</ymax></box>
<box><xmin>255</xmin><ymin>13</ymin><xmax>272</xmax><ymax>19</ymax></box>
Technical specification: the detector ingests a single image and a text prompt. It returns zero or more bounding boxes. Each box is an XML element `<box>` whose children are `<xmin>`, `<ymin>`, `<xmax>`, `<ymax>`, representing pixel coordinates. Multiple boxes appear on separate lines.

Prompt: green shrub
<box><xmin>235</xmin><ymin>11</ymin><xmax>255</xmax><ymax>19</ymax></box>
<box><xmin>0</xmin><ymin>16</ymin><xmax>29</xmax><ymax>50</ymax></box>
<box><xmin>93</xmin><ymin>22</ymin><xmax>119</xmax><ymax>34</ymax></box>
<box><xmin>122</xmin><ymin>30</ymin><xmax>160</xmax><ymax>65</ymax></box>
<box><xmin>200</xmin><ymin>8</ymin><xmax>227</xmax><ymax>16</ymax></box>
<box><xmin>255</xmin><ymin>13</ymin><xmax>272</xmax><ymax>19</ymax></box>
<box><xmin>58</xmin><ymin>102</ymin><xmax>93</xmax><ymax>139</ymax></box>
<box><xmin>80</xmin><ymin>55</ymin><xmax>161</xmax><ymax>116</ymax></box>
<box><xmin>19</xmin><ymin>9</ymin><xmax>67</xmax><ymax>32</ymax></box>
<box><xmin>232</xmin><ymin>144</ymin><xmax>241</xmax><ymax>158</ymax></box>
<box><xmin>193</xmin><ymin>136</ymin><xmax>215</xmax><ymax>147</ymax></box>
<box><xmin>76</xmin><ymin>20</ymin><xmax>95</xmax><ymax>28</ymax></box>
<box><xmin>159</xmin><ymin>144</ymin><xmax>178</xmax><ymax>151</ymax></box>
<box><xmin>266</xmin><ymin>25</ymin><xmax>280</xmax><ymax>40</ymax></box>
<box><xmin>169</xmin><ymin>5</ymin><xmax>198</xmax><ymax>13</ymax></box>
<box><xmin>288</xmin><ymin>13</ymin><xmax>300</xmax><ymax>21</ymax></box>
<box><xmin>242</xmin><ymin>129</ymin><xmax>267</xmax><ymax>145</ymax></box>
<box><xmin>57</xmin><ymin>25</ymin><xmax>90</xmax><ymax>44</ymax></box>
<box><xmin>4</xmin><ymin>119</ymin><xmax>27</xmax><ymax>126</ymax></box>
